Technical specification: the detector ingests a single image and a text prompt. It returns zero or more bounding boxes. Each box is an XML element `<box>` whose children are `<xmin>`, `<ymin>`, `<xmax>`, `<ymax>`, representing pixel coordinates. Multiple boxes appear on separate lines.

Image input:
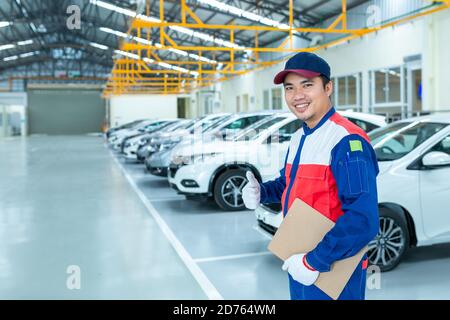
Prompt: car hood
<box><xmin>172</xmin><ymin>140</ymin><xmax>253</xmax><ymax>157</ymax></box>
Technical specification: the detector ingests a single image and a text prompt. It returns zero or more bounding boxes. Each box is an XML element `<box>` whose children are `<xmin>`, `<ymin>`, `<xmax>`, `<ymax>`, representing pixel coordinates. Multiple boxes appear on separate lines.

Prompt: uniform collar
<box><xmin>302</xmin><ymin>107</ymin><xmax>336</xmax><ymax>135</ymax></box>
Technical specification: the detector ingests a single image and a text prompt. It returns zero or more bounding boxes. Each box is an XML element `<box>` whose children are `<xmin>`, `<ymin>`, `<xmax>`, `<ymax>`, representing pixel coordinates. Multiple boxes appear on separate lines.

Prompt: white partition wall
<box><xmin>109</xmin><ymin>94</ymin><xmax>178</xmax><ymax>127</ymax></box>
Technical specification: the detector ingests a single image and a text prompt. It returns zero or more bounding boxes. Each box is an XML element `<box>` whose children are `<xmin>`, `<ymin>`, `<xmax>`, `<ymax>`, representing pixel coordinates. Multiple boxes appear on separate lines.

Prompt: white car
<box><xmin>255</xmin><ymin>113</ymin><xmax>450</xmax><ymax>271</ymax></box>
<box><xmin>168</xmin><ymin>110</ymin><xmax>386</xmax><ymax>211</ymax></box>
<box><xmin>108</xmin><ymin>119</ymin><xmax>174</xmax><ymax>150</ymax></box>
<box><xmin>122</xmin><ymin>120</ymin><xmax>191</xmax><ymax>160</ymax></box>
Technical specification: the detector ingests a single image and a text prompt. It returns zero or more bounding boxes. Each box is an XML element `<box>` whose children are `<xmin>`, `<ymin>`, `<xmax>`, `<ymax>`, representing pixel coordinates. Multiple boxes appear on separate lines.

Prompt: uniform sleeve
<box><xmin>259</xmin><ymin>148</ymin><xmax>289</xmax><ymax>204</ymax></box>
<box><xmin>260</xmin><ymin>169</ymin><xmax>286</xmax><ymax>204</ymax></box>
<box><xmin>306</xmin><ymin>134</ymin><xmax>380</xmax><ymax>272</ymax></box>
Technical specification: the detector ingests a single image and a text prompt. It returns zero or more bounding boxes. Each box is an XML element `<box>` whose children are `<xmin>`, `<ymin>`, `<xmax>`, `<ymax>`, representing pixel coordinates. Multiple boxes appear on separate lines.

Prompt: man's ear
<box><xmin>326</xmin><ymin>80</ymin><xmax>333</xmax><ymax>97</ymax></box>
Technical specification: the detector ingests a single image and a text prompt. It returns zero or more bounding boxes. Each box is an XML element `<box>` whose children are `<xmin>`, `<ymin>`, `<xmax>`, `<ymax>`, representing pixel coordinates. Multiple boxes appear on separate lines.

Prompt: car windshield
<box><xmin>189</xmin><ymin>115</ymin><xmax>229</xmax><ymax>133</ymax></box>
<box><xmin>203</xmin><ymin>115</ymin><xmax>234</xmax><ymax>132</ymax></box>
<box><xmin>369</xmin><ymin>121</ymin><xmax>448</xmax><ymax>161</ymax></box>
<box><xmin>234</xmin><ymin>116</ymin><xmax>286</xmax><ymax>141</ymax></box>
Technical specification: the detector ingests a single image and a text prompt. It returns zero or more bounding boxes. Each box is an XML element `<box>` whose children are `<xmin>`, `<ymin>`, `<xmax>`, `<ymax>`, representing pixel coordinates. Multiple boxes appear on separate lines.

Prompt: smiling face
<box><xmin>283</xmin><ymin>73</ymin><xmax>333</xmax><ymax>129</ymax></box>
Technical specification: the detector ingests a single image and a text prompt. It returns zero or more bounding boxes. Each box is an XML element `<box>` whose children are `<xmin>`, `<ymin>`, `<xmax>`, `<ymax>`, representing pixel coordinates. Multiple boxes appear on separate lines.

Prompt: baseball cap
<box><xmin>273</xmin><ymin>52</ymin><xmax>331</xmax><ymax>84</ymax></box>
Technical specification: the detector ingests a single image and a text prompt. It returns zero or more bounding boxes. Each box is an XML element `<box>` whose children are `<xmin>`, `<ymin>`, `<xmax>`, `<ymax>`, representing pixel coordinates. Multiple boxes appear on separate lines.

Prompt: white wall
<box><xmin>219</xmin><ymin>19</ymin><xmax>425</xmax><ymax>114</ymax></box>
<box><xmin>423</xmin><ymin>9</ymin><xmax>450</xmax><ymax>111</ymax></box>
<box><xmin>109</xmin><ymin>94</ymin><xmax>177</xmax><ymax>127</ymax></box>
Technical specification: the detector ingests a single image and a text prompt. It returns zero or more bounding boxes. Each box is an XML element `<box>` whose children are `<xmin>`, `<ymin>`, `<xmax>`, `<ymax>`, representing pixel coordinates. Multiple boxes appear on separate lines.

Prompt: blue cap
<box><xmin>274</xmin><ymin>52</ymin><xmax>331</xmax><ymax>84</ymax></box>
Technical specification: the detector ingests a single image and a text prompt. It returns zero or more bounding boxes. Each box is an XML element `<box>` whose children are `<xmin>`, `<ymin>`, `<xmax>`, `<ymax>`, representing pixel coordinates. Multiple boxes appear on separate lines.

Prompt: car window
<box><xmin>203</xmin><ymin>115</ymin><xmax>234</xmax><ymax>131</ymax></box>
<box><xmin>429</xmin><ymin>134</ymin><xmax>450</xmax><ymax>155</ymax></box>
<box><xmin>346</xmin><ymin>117</ymin><xmax>379</xmax><ymax>132</ymax></box>
<box><xmin>369</xmin><ymin>122</ymin><xmax>447</xmax><ymax>161</ymax></box>
<box><xmin>265</xmin><ymin>119</ymin><xmax>302</xmax><ymax>143</ymax></box>
<box><xmin>224</xmin><ymin>115</ymin><xmax>267</xmax><ymax>130</ymax></box>
<box><xmin>234</xmin><ymin>117</ymin><xmax>285</xmax><ymax>141</ymax></box>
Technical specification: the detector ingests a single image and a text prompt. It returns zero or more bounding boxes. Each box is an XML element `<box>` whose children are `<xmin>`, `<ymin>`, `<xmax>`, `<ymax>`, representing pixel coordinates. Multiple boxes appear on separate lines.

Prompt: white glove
<box><xmin>242</xmin><ymin>171</ymin><xmax>260</xmax><ymax>210</ymax></box>
<box><xmin>282</xmin><ymin>253</ymin><xmax>319</xmax><ymax>286</ymax></box>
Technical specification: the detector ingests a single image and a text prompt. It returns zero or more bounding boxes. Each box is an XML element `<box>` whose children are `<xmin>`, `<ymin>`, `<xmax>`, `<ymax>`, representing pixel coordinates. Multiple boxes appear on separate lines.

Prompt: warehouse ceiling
<box><xmin>0</xmin><ymin>0</ymin><xmax>371</xmax><ymax>81</ymax></box>
<box><xmin>0</xmin><ymin>0</ymin><xmax>448</xmax><ymax>91</ymax></box>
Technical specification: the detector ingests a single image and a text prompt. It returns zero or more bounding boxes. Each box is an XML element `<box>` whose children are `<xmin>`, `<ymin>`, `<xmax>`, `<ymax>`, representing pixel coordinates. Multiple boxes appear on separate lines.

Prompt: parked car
<box><xmin>144</xmin><ymin>113</ymin><xmax>231</xmax><ymax>157</ymax></box>
<box><xmin>255</xmin><ymin>113</ymin><xmax>450</xmax><ymax>272</ymax></box>
<box><xmin>122</xmin><ymin>120</ymin><xmax>192</xmax><ymax>160</ymax></box>
<box><xmin>108</xmin><ymin>119</ymin><xmax>175</xmax><ymax>150</ymax></box>
<box><xmin>145</xmin><ymin>111</ymin><xmax>279</xmax><ymax>176</ymax></box>
<box><xmin>167</xmin><ymin>110</ymin><xmax>385</xmax><ymax>211</ymax></box>
<box><xmin>135</xmin><ymin>119</ymin><xmax>196</xmax><ymax>162</ymax></box>
<box><xmin>105</xmin><ymin>119</ymin><xmax>146</xmax><ymax>139</ymax></box>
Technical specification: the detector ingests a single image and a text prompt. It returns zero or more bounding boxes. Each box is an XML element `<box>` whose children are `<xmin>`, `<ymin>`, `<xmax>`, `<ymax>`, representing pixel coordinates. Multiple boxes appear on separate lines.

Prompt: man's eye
<box><xmin>304</xmin><ymin>83</ymin><xmax>313</xmax><ymax>88</ymax></box>
<box><xmin>285</xmin><ymin>87</ymin><xmax>293</xmax><ymax>90</ymax></box>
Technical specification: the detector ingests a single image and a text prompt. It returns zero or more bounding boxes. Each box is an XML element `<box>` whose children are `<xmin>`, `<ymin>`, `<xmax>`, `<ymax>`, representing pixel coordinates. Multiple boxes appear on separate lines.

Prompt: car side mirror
<box><xmin>422</xmin><ymin>151</ymin><xmax>450</xmax><ymax>167</ymax></box>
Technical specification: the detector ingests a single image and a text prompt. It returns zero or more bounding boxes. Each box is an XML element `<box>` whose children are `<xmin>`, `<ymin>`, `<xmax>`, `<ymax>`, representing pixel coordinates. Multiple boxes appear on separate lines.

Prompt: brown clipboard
<box><xmin>268</xmin><ymin>198</ymin><xmax>367</xmax><ymax>300</ymax></box>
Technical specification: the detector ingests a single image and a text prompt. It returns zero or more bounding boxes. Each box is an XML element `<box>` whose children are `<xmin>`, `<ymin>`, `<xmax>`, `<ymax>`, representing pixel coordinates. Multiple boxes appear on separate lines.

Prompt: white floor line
<box><xmin>110</xmin><ymin>151</ymin><xmax>223</xmax><ymax>300</ymax></box>
<box><xmin>252</xmin><ymin>225</ymin><xmax>274</xmax><ymax>240</ymax></box>
<box><xmin>194</xmin><ymin>251</ymin><xmax>272</xmax><ymax>263</ymax></box>
<box><xmin>149</xmin><ymin>197</ymin><xmax>185</xmax><ymax>202</ymax></box>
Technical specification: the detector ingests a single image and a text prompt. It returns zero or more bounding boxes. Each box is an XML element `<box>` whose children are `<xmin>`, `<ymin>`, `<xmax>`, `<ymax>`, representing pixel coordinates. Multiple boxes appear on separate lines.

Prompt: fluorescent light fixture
<box><xmin>4</xmin><ymin>55</ymin><xmax>18</xmax><ymax>61</ymax></box>
<box><xmin>0</xmin><ymin>44</ymin><xmax>15</xmax><ymax>51</ymax></box>
<box><xmin>99</xmin><ymin>27</ymin><xmax>129</xmax><ymax>39</ymax></box>
<box><xmin>18</xmin><ymin>39</ymin><xmax>33</xmax><ymax>46</ymax></box>
<box><xmin>133</xmin><ymin>36</ymin><xmax>152</xmax><ymax>46</ymax></box>
<box><xmin>30</xmin><ymin>22</ymin><xmax>38</xmax><ymax>32</ymax></box>
<box><xmin>143</xmin><ymin>57</ymin><xmax>196</xmax><ymax>76</ymax></box>
<box><xmin>168</xmin><ymin>48</ymin><xmax>188</xmax><ymax>57</ymax></box>
<box><xmin>0</xmin><ymin>21</ymin><xmax>11</xmax><ymax>28</ymax></box>
<box><xmin>90</xmin><ymin>0</ymin><xmax>136</xmax><ymax>17</ymax></box>
<box><xmin>114</xmin><ymin>50</ymin><xmax>140</xmax><ymax>60</ymax></box>
<box><xmin>99</xmin><ymin>26</ymin><xmax>217</xmax><ymax>64</ymax></box>
<box><xmin>142</xmin><ymin>57</ymin><xmax>155</xmax><ymax>64</ymax></box>
<box><xmin>90</xmin><ymin>42</ymin><xmax>109</xmax><ymax>50</ymax></box>
<box><xmin>91</xmin><ymin>0</ymin><xmax>243</xmax><ymax>49</ymax></box>
<box><xmin>19</xmin><ymin>51</ymin><xmax>38</xmax><ymax>58</ymax></box>
<box><xmin>170</xmin><ymin>25</ymin><xmax>244</xmax><ymax>50</ymax></box>
<box><xmin>197</xmin><ymin>0</ymin><xmax>295</xmax><ymax>31</ymax></box>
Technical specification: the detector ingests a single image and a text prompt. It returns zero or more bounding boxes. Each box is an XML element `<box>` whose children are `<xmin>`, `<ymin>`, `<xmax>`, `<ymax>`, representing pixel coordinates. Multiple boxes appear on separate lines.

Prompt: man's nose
<box><xmin>292</xmin><ymin>88</ymin><xmax>307</xmax><ymax>100</ymax></box>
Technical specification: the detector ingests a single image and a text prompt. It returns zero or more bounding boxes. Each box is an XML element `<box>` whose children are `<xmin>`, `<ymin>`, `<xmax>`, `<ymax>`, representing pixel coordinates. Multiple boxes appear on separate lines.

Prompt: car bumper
<box><xmin>167</xmin><ymin>162</ymin><xmax>216</xmax><ymax>195</ymax></box>
<box><xmin>254</xmin><ymin>205</ymin><xmax>283</xmax><ymax>235</ymax></box>
<box><xmin>123</xmin><ymin>145</ymin><xmax>139</xmax><ymax>159</ymax></box>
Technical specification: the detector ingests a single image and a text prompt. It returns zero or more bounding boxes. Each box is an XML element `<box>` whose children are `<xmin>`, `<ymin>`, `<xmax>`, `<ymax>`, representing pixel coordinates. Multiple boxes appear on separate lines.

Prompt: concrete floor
<box><xmin>1</xmin><ymin>135</ymin><xmax>450</xmax><ymax>299</ymax></box>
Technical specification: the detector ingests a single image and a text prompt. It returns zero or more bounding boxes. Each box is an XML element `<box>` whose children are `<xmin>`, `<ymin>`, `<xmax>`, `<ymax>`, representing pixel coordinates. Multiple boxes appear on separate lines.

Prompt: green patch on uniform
<box><xmin>349</xmin><ymin>140</ymin><xmax>363</xmax><ymax>152</ymax></box>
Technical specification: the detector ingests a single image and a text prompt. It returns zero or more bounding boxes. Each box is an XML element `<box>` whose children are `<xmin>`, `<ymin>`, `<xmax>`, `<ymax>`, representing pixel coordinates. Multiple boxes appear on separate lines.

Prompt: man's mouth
<box><xmin>293</xmin><ymin>103</ymin><xmax>310</xmax><ymax>112</ymax></box>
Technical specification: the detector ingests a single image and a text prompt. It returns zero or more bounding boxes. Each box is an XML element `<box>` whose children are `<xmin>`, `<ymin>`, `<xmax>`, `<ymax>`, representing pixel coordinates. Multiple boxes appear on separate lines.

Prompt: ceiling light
<box><xmin>0</xmin><ymin>21</ymin><xmax>11</xmax><ymax>28</ymax></box>
<box><xmin>114</xmin><ymin>50</ymin><xmax>140</xmax><ymax>60</ymax></box>
<box><xmin>17</xmin><ymin>39</ymin><xmax>33</xmax><ymax>46</ymax></box>
<box><xmin>0</xmin><ymin>44</ymin><xmax>15</xmax><ymax>51</ymax></box>
<box><xmin>90</xmin><ymin>42</ymin><xmax>109</xmax><ymax>50</ymax></box>
<box><xmin>197</xmin><ymin>0</ymin><xmax>296</xmax><ymax>32</ymax></box>
<box><xmin>4</xmin><ymin>55</ymin><xmax>18</xmax><ymax>61</ymax></box>
<box><xmin>91</xmin><ymin>0</ymin><xmax>243</xmax><ymax>49</ymax></box>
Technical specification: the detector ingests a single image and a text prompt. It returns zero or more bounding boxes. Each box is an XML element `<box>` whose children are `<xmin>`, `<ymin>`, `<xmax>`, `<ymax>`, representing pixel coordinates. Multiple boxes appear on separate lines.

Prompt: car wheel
<box><xmin>367</xmin><ymin>208</ymin><xmax>409</xmax><ymax>272</ymax></box>
<box><xmin>214</xmin><ymin>169</ymin><xmax>249</xmax><ymax>211</ymax></box>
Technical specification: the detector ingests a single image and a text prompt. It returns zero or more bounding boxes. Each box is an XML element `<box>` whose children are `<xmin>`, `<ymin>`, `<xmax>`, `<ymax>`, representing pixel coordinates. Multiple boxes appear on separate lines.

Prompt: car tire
<box><xmin>214</xmin><ymin>169</ymin><xmax>249</xmax><ymax>211</ymax></box>
<box><xmin>367</xmin><ymin>207</ymin><xmax>410</xmax><ymax>272</ymax></box>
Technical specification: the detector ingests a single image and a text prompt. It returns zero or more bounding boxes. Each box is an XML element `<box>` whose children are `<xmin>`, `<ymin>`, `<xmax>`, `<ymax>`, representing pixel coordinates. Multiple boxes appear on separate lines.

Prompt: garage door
<box><xmin>28</xmin><ymin>89</ymin><xmax>105</xmax><ymax>135</ymax></box>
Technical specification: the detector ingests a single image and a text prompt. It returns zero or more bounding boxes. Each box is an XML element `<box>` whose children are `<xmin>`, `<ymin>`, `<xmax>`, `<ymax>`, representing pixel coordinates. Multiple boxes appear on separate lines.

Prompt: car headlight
<box><xmin>172</xmin><ymin>153</ymin><xmax>222</xmax><ymax>166</ymax></box>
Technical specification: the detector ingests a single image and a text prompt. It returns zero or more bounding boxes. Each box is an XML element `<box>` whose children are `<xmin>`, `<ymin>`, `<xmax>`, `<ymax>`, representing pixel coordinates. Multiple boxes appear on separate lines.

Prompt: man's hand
<box><xmin>282</xmin><ymin>253</ymin><xmax>319</xmax><ymax>286</ymax></box>
<box><xmin>242</xmin><ymin>171</ymin><xmax>260</xmax><ymax>210</ymax></box>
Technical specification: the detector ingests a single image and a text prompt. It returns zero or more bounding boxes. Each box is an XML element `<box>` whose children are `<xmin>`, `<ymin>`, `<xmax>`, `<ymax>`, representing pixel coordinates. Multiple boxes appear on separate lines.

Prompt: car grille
<box><xmin>169</xmin><ymin>163</ymin><xmax>181</xmax><ymax>178</ymax></box>
<box><xmin>257</xmin><ymin>220</ymin><xmax>277</xmax><ymax>235</ymax></box>
<box><xmin>261</xmin><ymin>203</ymin><xmax>282</xmax><ymax>213</ymax></box>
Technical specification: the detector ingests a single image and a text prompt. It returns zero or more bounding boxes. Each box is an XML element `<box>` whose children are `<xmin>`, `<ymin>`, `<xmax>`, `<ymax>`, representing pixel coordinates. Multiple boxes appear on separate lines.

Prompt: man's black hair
<box><xmin>319</xmin><ymin>75</ymin><xmax>331</xmax><ymax>89</ymax></box>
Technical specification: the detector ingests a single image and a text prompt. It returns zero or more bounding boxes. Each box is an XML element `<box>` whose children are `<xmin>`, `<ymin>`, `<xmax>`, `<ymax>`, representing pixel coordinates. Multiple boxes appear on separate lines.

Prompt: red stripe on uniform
<box><xmin>329</xmin><ymin>113</ymin><xmax>371</xmax><ymax>144</ymax></box>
